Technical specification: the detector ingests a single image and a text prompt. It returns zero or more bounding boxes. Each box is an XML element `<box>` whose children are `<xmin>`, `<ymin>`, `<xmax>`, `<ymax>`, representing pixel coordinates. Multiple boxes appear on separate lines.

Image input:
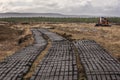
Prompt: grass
<box><xmin>0</xmin><ymin>17</ymin><xmax>120</xmax><ymax>23</ymax></box>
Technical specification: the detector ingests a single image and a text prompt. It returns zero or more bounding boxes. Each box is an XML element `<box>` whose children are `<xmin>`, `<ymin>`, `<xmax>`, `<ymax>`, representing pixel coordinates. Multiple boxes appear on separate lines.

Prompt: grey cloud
<box><xmin>0</xmin><ymin>0</ymin><xmax>120</xmax><ymax>16</ymax></box>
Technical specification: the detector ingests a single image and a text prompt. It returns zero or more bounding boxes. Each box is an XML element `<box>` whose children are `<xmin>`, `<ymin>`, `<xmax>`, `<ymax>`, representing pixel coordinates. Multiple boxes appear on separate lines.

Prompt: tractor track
<box><xmin>74</xmin><ymin>40</ymin><xmax>120</xmax><ymax>80</ymax></box>
<box><xmin>0</xmin><ymin>29</ymin><xmax>47</xmax><ymax>80</ymax></box>
<box><xmin>30</xmin><ymin>29</ymin><xmax>78</xmax><ymax>80</ymax></box>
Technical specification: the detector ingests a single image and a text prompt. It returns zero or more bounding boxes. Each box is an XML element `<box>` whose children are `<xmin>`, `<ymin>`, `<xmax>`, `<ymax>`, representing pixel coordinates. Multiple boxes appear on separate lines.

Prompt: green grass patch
<box><xmin>0</xmin><ymin>17</ymin><xmax>120</xmax><ymax>23</ymax></box>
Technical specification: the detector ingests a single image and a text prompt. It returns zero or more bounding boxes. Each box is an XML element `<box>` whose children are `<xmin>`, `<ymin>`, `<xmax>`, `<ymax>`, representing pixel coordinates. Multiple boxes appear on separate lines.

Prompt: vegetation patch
<box><xmin>0</xmin><ymin>17</ymin><xmax>120</xmax><ymax>24</ymax></box>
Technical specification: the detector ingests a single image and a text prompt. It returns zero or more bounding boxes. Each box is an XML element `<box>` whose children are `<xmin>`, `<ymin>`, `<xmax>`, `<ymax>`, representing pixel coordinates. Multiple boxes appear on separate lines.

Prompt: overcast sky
<box><xmin>0</xmin><ymin>0</ymin><xmax>120</xmax><ymax>16</ymax></box>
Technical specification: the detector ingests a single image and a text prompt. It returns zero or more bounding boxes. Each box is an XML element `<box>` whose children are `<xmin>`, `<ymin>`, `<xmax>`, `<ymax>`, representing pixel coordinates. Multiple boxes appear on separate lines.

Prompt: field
<box><xmin>0</xmin><ymin>17</ymin><xmax>120</xmax><ymax>80</ymax></box>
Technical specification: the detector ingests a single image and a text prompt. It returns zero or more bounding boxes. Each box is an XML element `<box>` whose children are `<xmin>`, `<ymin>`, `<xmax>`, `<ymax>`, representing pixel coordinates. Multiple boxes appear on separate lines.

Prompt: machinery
<box><xmin>95</xmin><ymin>17</ymin><xmax>111</xmax><ymax>27</ymax></box>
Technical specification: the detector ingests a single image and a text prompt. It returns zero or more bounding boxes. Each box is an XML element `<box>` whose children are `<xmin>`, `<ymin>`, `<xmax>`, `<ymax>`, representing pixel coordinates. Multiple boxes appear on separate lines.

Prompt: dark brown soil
<box><xmin>0</xmin><ymin>25</ymin><xmax>21</xmax><ymax>41</ymax></box>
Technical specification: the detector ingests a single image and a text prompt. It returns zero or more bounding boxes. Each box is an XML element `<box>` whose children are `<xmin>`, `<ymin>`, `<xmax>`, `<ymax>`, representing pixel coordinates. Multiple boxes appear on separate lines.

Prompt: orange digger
<box><xmin>95</xmin><ymin>17</ymin><xmax>111</xmax><ymax>27</ymax></box>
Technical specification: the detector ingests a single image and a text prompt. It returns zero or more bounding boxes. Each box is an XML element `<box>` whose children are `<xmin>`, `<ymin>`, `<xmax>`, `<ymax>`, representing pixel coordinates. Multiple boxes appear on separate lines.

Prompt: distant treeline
<box><xmin>0</xmin><ymin>17</ymin><xmax>120</xmax><ymax>23</ymax></box>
